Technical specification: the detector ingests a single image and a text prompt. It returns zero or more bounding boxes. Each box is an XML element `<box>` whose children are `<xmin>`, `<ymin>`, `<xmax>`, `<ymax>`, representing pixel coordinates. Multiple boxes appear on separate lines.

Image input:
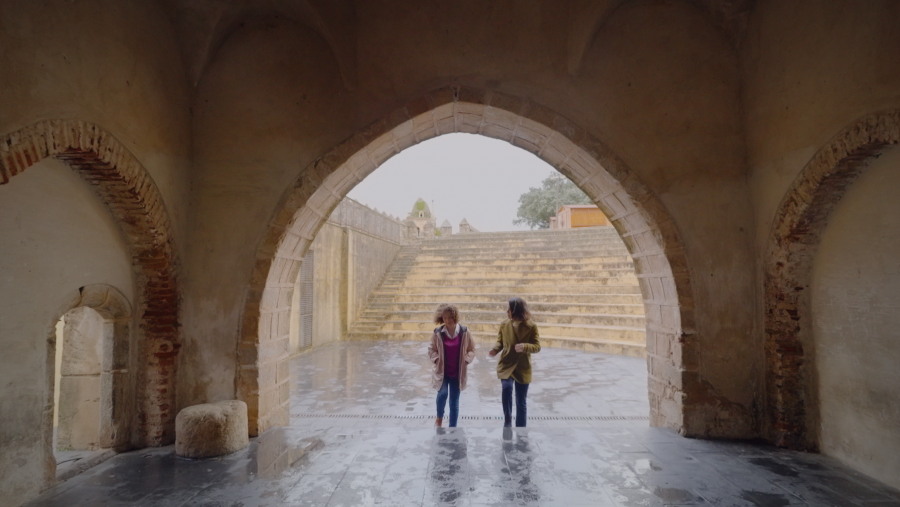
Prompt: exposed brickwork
<box><xmin>764</xmin><ymin>110</ymin><xmax>900</xmax><ymax>450</ymax></box>
<box><xmin>0</xmin><ymin>120</ymin><xmax>181</xmax><ymax>447</ymax></box>
<box><xmin>240</xmin><ymin>86</ymin><xmax>697</xmax><ymax>436</ymax></box>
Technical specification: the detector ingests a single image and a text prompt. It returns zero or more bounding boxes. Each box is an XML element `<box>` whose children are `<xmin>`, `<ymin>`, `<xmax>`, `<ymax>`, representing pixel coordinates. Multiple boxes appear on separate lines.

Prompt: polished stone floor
<box><xmin>26</xmin><ymin>342</ymin><xmax>900</xmax><ymax>507</ymax></box>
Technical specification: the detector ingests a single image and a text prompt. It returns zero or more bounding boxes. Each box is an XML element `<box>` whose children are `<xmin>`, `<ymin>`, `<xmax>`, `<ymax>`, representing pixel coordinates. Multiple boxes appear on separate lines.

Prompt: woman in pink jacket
<box><xmin>428</xmin><ymin>303</ymin><xmax>476</xmax><ymax>427</ymax></box>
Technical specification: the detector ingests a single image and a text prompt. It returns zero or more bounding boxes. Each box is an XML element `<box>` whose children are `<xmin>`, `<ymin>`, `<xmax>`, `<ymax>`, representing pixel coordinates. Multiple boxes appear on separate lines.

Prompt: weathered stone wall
<box><xmin>310</xmin><ymin>223</ymin><xmax>346</xmax><ymax>349</ymax></box>
<box><xmin>0</xmin><ymin>3</ymin><xmax>190</xmax><ymax>504</ymax></box>
<box><xmin>288</xmin><ymin>200</ymin><xmax>403</xmax><ymax>355</ymax></box>
<box><xmin>346</xmin><ymin>231</ymin><xmax>403</xmax><ymax>329</ymax></box>
<box><xmin>742</xmin><ymin>0</ymin><xmax>900</xmax><ymax>448</ymax></box>
<box><xmin>810</xmin><ymin>147</ymin><xmax>900</xmax><ymax>490</ymax></box>
<box><xmin>0</xmin><ymin>160</ymin><xmax>134</xmax><ymax>506</ymax></box>
<box><xmin>189</xmin><ymin>2</ymin><xmax>755</xmax><ymax>439</ymax></box>
<box><xmin>4</xmin><ymin>1</ymin><xmax>900</xmax><ymax>503</ymax></box>
<box><xmin>56</xmin><ymin>307</ymin><xmax>107</xmax><ymax>452</ymax></box>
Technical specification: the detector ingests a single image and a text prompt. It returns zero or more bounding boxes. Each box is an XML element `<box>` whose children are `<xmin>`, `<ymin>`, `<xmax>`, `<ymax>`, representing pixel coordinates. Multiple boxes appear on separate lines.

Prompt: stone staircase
<box><xmin>347</xmin><ymin>226</ymin><xmax>646</xmax><ymax>357</ymax></box>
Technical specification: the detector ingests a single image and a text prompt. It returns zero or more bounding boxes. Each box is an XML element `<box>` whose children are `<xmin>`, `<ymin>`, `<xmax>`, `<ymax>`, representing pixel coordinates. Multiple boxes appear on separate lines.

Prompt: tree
<box><xmin>513</xmin><ymin>173</ymin><xmax>593</xmax><ymax>229</ymax></box>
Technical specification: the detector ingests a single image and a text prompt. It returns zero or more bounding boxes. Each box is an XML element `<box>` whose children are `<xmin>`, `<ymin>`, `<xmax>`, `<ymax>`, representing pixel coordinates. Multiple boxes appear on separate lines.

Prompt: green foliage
<box><xmin>513</xmin><ymin>173</ymin><xmax>593</xmax><ymax>229</ymax></box>
<box><xmin>434</xmin><ymin>228</ymin><xmax>442</xmax><ymax>236</ymax></box>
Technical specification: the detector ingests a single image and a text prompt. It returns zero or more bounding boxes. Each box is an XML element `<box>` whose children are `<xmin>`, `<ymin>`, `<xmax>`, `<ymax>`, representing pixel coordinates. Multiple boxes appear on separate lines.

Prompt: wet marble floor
<box><xmin>25</xmin><ymin>342</ymin><xmax>900</xmax><ymax>507</ymax></box>
<box><xmin>289</xmin><ymin>341</ymin><xmax>649</xmax><ymax>425</ymax></box>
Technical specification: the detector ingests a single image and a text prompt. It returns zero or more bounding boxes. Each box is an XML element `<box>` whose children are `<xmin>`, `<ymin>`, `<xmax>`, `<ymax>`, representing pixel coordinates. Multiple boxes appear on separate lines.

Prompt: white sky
<box><xmin>347</xmin><ymin>133</ymin><xmax>557</xmax><ymax>232</ymax></box>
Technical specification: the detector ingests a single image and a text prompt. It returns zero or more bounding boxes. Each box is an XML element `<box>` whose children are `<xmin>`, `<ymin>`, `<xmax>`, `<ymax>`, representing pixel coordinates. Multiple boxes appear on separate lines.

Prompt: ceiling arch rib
<box><xmin>162</xmin><ymin>0</ymin><xmax>357</xmax><ymax>90</ymax></box>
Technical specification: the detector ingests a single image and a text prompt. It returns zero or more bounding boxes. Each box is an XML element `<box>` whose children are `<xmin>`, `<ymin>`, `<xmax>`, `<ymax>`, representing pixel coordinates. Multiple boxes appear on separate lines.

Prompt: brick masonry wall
<box><xmin>239</xmin><ymin>86</ymin><xmax>696</xmax><ymax>437</ymax></box>
<box><xmin>0</xmin><ymin>120</ymin><xmax>181</xmax><ymax>448</ymax></box>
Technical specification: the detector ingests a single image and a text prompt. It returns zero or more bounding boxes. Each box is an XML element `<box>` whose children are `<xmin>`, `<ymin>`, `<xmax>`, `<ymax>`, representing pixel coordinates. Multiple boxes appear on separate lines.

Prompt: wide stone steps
<box><xmin>421</xmin><ymin>232</ymin><xmax>623</xmax><ymax>244</ymax></box>
<box><xmin>404</xmin><ymin>257</ymin><xmax>636</xmax><ymax>268</ymax></box>
<box><xmin>417</xmin><ymin>241</ymin><xmax>627</xmax><ymax>253</ymax></box>
<box><xmin>367</xmin><ymin>320</ymin><xmax>644</xmax><ymax>341</ymax></box>
<box><xmin>386</xmin><ymin>286</ymin><xmax>643</xmax><ymax>297</ymax></box>
<box><xmin>347</xmin><ymin>331</ymin><xmax>644</xmax><ymax>358</ymax></box>
<box><xmin>417</xmin><ymin>247</ymin><xmax>630</xmax><ymax>257</ymax></box>
<box><xmin>403</xmin><ymin>269</ymin><xmax>637</xmax><ymax>280</ymax></box>
<box><xmin>347</xmin><ymin>226</ymin><xmax>646</xmax><ymax>357</ymax></box>
<box><xmin>386</xmin><ymin>277</ymin><xmax>636</xmax><ymax>287</ymax></box>
<box><xmin>404</xmin><ymin>262</ymin><xmax>635</xmax><ymax>273</ymax></box>
<box><xmin>376</xmin><ymin>302</ymin><xmax>646</xmax><ymax>314</ymax></box>
<box><xmin>357</xmin><ymin>310</ymin><xmax>644</xmax><ymax>327</ymax></box>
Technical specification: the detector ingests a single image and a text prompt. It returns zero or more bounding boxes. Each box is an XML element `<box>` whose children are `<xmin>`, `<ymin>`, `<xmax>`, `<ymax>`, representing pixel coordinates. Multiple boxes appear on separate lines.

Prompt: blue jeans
<box><xmin>436</xmin><ymin>376</ymin><xmax>460</xmax><ymax>427</ymax></box>
<box><xmin>501</xmin><ymin>378</ymin><xmax>529</xmax><ymax>427</ymax></box>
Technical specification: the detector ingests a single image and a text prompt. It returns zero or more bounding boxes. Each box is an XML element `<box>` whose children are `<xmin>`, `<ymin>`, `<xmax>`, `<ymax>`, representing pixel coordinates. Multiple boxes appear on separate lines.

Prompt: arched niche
<box><xmin>238</xmin><ymin>85</ymin><xmax>696</xmax><ymax>436</ymax></box>
<box><xmin>764</xmin><ymin>110</ymin><xmax>900</xmax><ymax>450</ymax></box>
<box><xmin>50</xmin><ymin>285</ymin><xmax>133</xmax><ymax>470</ymax></box>
<box><xmin>1</xmin><ymin>120</ymin><xmax>181</xmax><ymax>447</ymax></box>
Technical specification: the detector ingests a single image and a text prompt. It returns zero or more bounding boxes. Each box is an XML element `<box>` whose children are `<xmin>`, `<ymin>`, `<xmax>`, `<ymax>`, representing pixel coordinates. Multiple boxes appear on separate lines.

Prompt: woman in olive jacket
<box><xmin>428</xmin><ymin>303</ymin><xmax>476</xmax><ymax>427</ymax></box>
<box><xmin>489</xmin><ymin>297</ymin><xmax>541</xmax><ymax>427</ymax></box>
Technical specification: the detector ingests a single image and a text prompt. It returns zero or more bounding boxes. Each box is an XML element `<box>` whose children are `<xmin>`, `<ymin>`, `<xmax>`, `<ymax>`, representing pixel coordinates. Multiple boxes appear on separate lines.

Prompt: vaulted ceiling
<box><xmin>157</xmin><ymin>0</ymin><xmax>754</xmax><ymax>90</ymax></box>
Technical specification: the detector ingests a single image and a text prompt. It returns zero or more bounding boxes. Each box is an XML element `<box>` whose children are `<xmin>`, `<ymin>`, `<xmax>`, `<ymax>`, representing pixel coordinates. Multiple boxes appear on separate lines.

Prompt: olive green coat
<box><xmin>491</xmin><ymin>319</ymin><xmax>541</xmax><ymax>383</ymax></box>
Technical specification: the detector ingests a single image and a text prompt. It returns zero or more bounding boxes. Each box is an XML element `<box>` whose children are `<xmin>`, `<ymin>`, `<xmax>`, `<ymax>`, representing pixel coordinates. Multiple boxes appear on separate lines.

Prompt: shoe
<box><xmin>435</xmin><ymin>417</ymin><xmax>443</xmax><ymax>427</ymax></box>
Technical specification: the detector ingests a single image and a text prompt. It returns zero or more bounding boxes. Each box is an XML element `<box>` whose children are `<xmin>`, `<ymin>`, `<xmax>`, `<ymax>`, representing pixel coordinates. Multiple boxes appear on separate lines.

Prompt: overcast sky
<box><xmin>347</xmin><ymin>133</ymin><xmax>557</xmax><ymax>232</ymax></box>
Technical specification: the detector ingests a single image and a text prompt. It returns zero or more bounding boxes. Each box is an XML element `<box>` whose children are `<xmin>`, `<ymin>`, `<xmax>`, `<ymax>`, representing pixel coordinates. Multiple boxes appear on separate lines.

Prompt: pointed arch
<box><xmin>764</xmin><ymin>110</ymin><xmax>900</xmax><ymax>449</ymax></box>
<box><xmin>238</xmin><ymin>85</ymin><xmax>697</xmax><ymax>436</ymax></box>
<box><xmin>1</xmin><ymin>120</ymin><xmax>181</xmax><ymax>447</ymax></box>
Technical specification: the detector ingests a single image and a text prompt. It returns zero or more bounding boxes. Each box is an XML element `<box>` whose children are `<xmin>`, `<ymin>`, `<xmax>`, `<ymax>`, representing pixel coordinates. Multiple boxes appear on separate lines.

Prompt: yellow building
<box><xmin>551</xmin><ymin>205</ymin><xmax>611</xmax><ymax>229</ymax></box>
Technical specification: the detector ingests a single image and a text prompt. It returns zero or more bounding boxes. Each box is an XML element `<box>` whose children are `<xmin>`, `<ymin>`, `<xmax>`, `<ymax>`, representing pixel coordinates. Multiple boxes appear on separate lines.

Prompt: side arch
<box><xmin>47</xmin><ymin>284</ymin><xmax>134</xmax><ymax>482</ymax></box>
<box><xmin>764</xmin><ymin>110</ymin><xmax>900</xmax><ymax>449</ymax></box>
<box><xmin>1</xmin><ymin>120</ymin><xmax>181</xmax><ymax>447</ymax></box>
<box><xmin>238</xmin><ymin>85</ymin><xmax>697</xmax><ymax>436</ymax></box>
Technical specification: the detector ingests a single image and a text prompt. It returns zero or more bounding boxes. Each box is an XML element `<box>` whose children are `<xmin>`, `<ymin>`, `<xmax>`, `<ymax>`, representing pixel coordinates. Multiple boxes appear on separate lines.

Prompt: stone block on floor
<box><xmin>175</xmin><ymin>400</ymin><xmax>249</xmax><ymax>459</ymax></box>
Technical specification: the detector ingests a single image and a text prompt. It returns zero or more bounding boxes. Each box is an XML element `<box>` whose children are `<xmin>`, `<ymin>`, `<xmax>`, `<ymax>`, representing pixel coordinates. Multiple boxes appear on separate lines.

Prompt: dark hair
<box><xmin>508</xmin><ymin>297</ymin><xmax>530</xmax><ymax>321</ymax></box>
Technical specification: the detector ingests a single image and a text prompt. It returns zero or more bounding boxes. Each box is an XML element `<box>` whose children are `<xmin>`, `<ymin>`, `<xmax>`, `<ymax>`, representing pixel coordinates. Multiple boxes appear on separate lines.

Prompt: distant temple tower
<box><xmin>459</xmin><ymin>218</ymin><xmax>479</xmax><ymax>234</ymax></box>
<box><xmin>440</xmin><ymin>220</ymin><xmax>452</xmax><ymax>236</ymax></box>
<box><xmin>404</xmin><ymin>198</ymin><xmax>436</xmax><ymax>238</ymax></box>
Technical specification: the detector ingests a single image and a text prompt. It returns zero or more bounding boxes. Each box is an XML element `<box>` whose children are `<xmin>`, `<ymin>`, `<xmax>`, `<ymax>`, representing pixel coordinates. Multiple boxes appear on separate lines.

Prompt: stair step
<box><xmin>347</xmin><ymin>227</ymin><xmax>648</xmax><ymax>358</ymax></box>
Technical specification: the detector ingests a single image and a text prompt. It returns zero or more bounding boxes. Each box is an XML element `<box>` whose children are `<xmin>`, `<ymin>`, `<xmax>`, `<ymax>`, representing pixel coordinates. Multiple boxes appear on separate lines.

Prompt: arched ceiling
<box><xmin>156</xmin><ymin>0</ymin><xmax>753</xmax><ymax>89</ymax></box>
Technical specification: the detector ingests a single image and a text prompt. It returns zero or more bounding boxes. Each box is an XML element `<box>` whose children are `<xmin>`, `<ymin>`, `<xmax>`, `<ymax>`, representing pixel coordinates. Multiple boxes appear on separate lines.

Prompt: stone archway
<box><xmin>50</xmin><ymin>284</ymin><xmax>133</xmax><ymax>474</ymax></box>
<box><xmin>238</xmin><ymin>85</ymin><xmax>696</xmax><ymax>436</ymax></box>
<box><xmin>764</xmin><ymin>110</ymin><xmax>900</xmax><ymax>450</ymax></box>
<box><xmin>1</xmin><ymin>120</ymin><xmax>181</xmax><ymax>447</ymax></box>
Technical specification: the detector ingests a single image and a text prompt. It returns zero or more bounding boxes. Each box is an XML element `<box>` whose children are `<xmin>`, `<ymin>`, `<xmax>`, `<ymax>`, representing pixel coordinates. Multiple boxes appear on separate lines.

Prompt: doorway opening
<box><xmin>48</xmin><ymin>285</ymin><xmax>133</xmax><ymax>480</ymax></box>
<box><xmin>239</xmin><ymin>86</ymin><xmax>694</xmax><ymax>436</ymax></box>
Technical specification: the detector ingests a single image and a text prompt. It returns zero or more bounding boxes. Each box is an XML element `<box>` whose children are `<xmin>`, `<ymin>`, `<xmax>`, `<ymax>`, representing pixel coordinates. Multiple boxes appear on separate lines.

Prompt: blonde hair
<box><xmin>433</xmin><ymin>303</ymin><xmax>460</xmax><ymax>325</ymax></box>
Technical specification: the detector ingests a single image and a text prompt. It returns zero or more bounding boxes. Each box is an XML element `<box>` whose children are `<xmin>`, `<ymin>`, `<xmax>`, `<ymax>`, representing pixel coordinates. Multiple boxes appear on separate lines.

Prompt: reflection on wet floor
<box><xmin>25</xmin><ymin>342</ymin><xmax>900</xmax><ymax>507</ymax></box>
<box><xmin>290</xmin><ymin>341</ymin><xmax>649</xmax><ymax>423</ymax></box>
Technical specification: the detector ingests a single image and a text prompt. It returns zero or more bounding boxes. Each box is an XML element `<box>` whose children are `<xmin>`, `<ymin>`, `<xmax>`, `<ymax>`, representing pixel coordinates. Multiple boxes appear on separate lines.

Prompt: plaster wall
<box><xmin>185</xmin><ymin>0</ymin><xmax>757</xmax><ymax>438</ymax></box>
<box><xmin>743</xmin><ymin>0</ymin><xmax>900</xmax><ymax>251</ymax></box>
<box><xmin>184</xmin><ymin>22</ymin><xmax>353</xmax><ymax>408</ymax></box>
<box><xmin>810</xmin><ymin>148</ymin><xmax>900</xmax><ymax>490</ymax></box>
<box><xmin>0</xmin><ymin>159</ymin><xmax>134</xmax><ymax>507</ymax></box>
<box><xmin>0</xmin><ymin>0</ymin><xmax>192</xmax><ymax>244</ymax></box>
<box><xmin>741</xmin><ymin>0</ymin><xmax>900</xmax><ymax>443</ymax></box>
